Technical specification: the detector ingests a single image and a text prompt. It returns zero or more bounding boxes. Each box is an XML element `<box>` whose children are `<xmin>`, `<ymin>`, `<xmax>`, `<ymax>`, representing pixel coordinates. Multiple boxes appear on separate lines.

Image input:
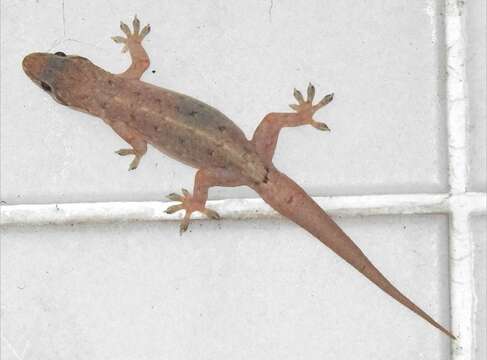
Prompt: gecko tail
<box><xmin>253</xmin><ymin>168</ymin><xmax>455</xmax><ymax>340</ymax></box>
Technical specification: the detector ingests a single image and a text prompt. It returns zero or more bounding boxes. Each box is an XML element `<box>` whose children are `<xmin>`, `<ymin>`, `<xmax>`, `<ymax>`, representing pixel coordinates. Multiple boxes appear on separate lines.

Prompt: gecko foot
<box><xmin>115</xmin><ymin>148</ymin><xmax>141</xmax><ymax>170</ymax></box>
<box><xmin>111</xmin><ymin>15</ymin><xmax>150</xmax><ymax>53</ymax></box>
<box><xmin>289</xmin><ymin>83</ymin><xmax>334</xmax><ymax>131</ymax></box>
<box><xmin>165</xmin><ymin>189</ymin><xmax>220</xmax><ymax>235</ymax></box>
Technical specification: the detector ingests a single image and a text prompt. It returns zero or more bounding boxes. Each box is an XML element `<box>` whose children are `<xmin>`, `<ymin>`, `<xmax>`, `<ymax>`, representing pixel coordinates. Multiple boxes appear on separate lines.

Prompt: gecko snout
<box><xmin>22</xmin><ymin>52</ymin><xmax>48</xmax><ymax>82</ymax></box>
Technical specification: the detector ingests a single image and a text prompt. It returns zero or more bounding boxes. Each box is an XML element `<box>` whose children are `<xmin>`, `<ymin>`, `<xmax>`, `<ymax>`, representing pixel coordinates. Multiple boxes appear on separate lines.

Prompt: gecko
<box><xmin>22</xmin><ymin>16</ymin><xmax>455</xmax><ymax>339</ymax></box>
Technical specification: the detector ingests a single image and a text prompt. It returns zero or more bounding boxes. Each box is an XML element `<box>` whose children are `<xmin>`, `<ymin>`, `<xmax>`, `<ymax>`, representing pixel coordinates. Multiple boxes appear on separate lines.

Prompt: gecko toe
<box><xmin>311</xmin><ymin>121</ymin><xmax>330</xmax><ymax>131</ymax></box>
<box><xmin>132</xmin><ymin>15</ymin><xmax>140</xmax><ymax>34</ymax></box>
<box><xmin>204</xmin><ymin>208</ymin><xmax>221</xmax><ymax>220</ymax></box>
<box><xmin>112</xmin><ymin>36</ymin><xmax>127</xmax><ymax>44</ymax></box>
<box><xmin>115</xmin><ymin>148</ymin><xmax>135</xmax><ymax>156</ymax></box>
<box><xmin>179</xmin><ymin>220</ymin><xmax>189</xmax><ymax>235</ymax></box>
<box><xmin>307</xmin><ymin>83</ymin><xmax>315</xmax><ymax>102</ymax></box>
<box><xmin>293</xmin><ymin>88</ymin><xmax>305</xmax><ymax>105</ymax></box>
<box><xmin>165</xmin><ymin>204</ymin><xmax>183</xmax><ymax>214</ymax></box>
<box><xmin>313</xmin><ymin>93</ymin><xmax>334</xmax><ymax>110</ymax></box>
<box><xmin>120</xmin><ymin>21</ymin><xmax>131</xmax><ymax>36</ymax></box>
<box><xmin>167</xmin><ymin>193</ymin><xmax>184</xmax><ymax>201</ymax></box>
<box><xmin>140</xmin><ymin>24</ymin><xmax>151</xmax><ymax>39</ymax></box>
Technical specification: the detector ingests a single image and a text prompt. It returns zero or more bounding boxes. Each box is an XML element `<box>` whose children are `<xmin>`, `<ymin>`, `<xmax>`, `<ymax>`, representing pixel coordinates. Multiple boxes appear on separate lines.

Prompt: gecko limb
<box><xmin>110</xmin><ymin>121</ymin><xmax>147</xmax><ymax>170</ymax></box>
<box><xmin>112</xmin><ymin>15</ymin><xmax>151</xmax><ymax>79</ymax></box>
<box><xmin>165</xmin><ymin>168</ymin><xmax>245</xmax><ymax>234</ymax></box>
<box><xmin>251</xmin><ymin>83</ymin><xmax>333</xmax><ymax>165</ymax></box>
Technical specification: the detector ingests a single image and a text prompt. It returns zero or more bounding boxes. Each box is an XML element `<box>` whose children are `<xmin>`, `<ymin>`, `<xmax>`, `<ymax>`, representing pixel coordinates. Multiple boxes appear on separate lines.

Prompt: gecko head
<box><xmin>22</xmin><ymin>51</ymin><xmax>93</xmax><ymax>106</ymax></box>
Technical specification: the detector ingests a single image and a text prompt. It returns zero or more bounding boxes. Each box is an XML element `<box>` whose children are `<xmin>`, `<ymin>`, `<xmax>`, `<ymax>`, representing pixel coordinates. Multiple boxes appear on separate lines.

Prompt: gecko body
<box><xmin>22</xmin><ymin>16</ymin><xmax>454</xmax><ymax>339</ymax></box>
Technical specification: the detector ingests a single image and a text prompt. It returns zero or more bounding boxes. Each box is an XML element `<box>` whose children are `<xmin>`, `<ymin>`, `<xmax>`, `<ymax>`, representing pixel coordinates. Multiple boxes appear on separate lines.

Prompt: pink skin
<box><xmin>22</xmin><ymin>16</ymin><xmax>455</xmax><ymax>339</ymax></box>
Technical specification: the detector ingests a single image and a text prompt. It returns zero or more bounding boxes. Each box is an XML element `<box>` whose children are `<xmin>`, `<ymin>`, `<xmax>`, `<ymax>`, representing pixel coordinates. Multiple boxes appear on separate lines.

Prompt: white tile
<box><xmin>472</xmin><ymin>216</ymin><xmax>487</xmax><ymax>360</ymax></box>
<box><xmin>1</xmin><ymin>215</ymin><xmax>450</xmax><ymax>359</ymax></box>
<box><xmin>1</xmin><ymin>0</ymin><xmax>448</xmax><ymax>205</ymax></box>
<box><xmin>466</xmin><ymin>0</ymin><xmax>487</xmax><ymax>191</ymax></box>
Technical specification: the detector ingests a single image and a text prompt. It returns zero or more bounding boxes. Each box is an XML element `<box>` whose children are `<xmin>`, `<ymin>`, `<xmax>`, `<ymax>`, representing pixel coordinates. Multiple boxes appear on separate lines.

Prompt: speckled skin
<box><xmin>22</xmin><ymin>17</ymin><xmax>454</xmax><ymax>339</ymax></box>
<box><xmin>22</xmin><ymin>52</ymin><xmax>266</xmax><ymax>184</ymax></box>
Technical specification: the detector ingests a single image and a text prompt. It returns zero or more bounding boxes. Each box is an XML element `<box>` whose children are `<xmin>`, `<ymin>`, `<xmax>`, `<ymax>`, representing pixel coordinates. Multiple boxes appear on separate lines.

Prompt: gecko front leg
<box><xmin>165</xmin><ymin>168</ymin><xmax>246</xmax><ymax>234</ymax></box>
<box><xmin>252</xmin><ymin>83</ymin><xmax>334</xmax><ymax>165</ymax></box>
<box><xmin>112</xmin><ymin>15</ymin><xmax>151</xmax><ymax>79</ymax></box>
<box><xmin>110</xmin><ymin>121</ymin><xmax>147</xmax><ymax>170</ymax></box>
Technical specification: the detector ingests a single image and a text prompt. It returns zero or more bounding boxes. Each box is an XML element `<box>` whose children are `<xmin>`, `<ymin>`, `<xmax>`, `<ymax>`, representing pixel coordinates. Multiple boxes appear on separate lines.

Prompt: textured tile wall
<box><xmin>1</xmin><ymin>1</ymin><xmax>484</xmax><ymax>359</ymax></box>
<box><xmin>2</xmin><ymin>216</ymin><xmax>450</xmax><ymax>359</ymax></box>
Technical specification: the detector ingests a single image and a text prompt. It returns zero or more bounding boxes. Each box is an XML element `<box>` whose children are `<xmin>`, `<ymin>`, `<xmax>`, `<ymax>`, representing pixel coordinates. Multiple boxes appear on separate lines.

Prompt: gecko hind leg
<box><xmin>165</xmin><ymin>168</ymin><xmax>246</xmax><ymax>234</ymax></box>
<box><xmin>251</xmin><ymin>83</ymin><xmax>334</xmax><ymax>165</ymax></box>
<box><xmin>112</xmin><ymin>15</ymin><xmax>151</xmax><ymax>79</ymax></box>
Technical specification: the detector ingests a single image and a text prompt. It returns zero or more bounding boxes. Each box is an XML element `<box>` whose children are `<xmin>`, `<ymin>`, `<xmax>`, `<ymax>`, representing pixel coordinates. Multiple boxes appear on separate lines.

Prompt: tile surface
<box><xmin>1</xmin><ymin>215</ymin><xmax>450</xmax><ymax>359</ymax></box>
<box><xmin>472</xmin><ymin>216</ymin><xmax>487</xmax><ymax>360</ymax></box>
<box><xmin>1</xmin><ymin>0</ymin><xmax>448</xmax><ymax>205</ymax></box>
<box><xmin>466</xmin><ymin>0</ymin><xmax>487</xmax><ymax>191</ymax></box>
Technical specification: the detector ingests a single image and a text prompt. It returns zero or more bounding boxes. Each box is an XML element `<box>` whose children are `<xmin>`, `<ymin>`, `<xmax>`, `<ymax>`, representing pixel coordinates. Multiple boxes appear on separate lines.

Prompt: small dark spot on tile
<box><xmin>207</xmin><ymin>149</ymin><xmax>214</xmax><ymax>156</ymax></box>
<box><xmin>152</xmin><ymin>70</ymin><xmax>156</xmax><ymax>74</ymax></box>
<box><xmin>108</xmin><ymin>79</ymin><xmax>113</xmax><ymax>86</ymax></box>
<box><xmin>218</xmin><ymin>126</ymin><xmax>226</xmax><ymax>132</ymax></box>
<box><xmin>178</xmin><ymin>137</ymin><xmax>185</xmax><ymax>144</ymax></box>
<box><xmin>189</xmin><ymin>110</ymin><xmax>198</xmax><ymax>117</ymax></box>
<box><xmin>286</xmin><ymin>195</ymin><xmax>294</xmax><ymax>204</ymax></box>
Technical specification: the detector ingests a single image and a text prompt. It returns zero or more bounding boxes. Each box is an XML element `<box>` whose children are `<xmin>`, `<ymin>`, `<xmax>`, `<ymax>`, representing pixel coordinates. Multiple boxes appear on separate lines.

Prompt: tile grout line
<box><xmin>444</xmin><ymin>1</ymin><xmax>473</xmax><ymax>359</ymax></box>
<box><xmin>445</xmin><ymin>2</ymin><xmax>468</xmax><ymax>195</ymax></box>
<box><xmin>1</xmin><ymin>193</ymin><xmax>485</xmax><ymax>227</ymax></box>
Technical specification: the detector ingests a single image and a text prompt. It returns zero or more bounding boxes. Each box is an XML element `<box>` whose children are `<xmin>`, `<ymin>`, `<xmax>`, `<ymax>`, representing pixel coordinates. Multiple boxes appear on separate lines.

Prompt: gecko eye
<box><xmin>40</xmin><ymin>81</ymin><xmax>52</xmax><ymax>92</ymax></box>
<box><xmin>54</xmin><ymin>51</ymin><xmax>66</xmax><ymax>57</ymax></box>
